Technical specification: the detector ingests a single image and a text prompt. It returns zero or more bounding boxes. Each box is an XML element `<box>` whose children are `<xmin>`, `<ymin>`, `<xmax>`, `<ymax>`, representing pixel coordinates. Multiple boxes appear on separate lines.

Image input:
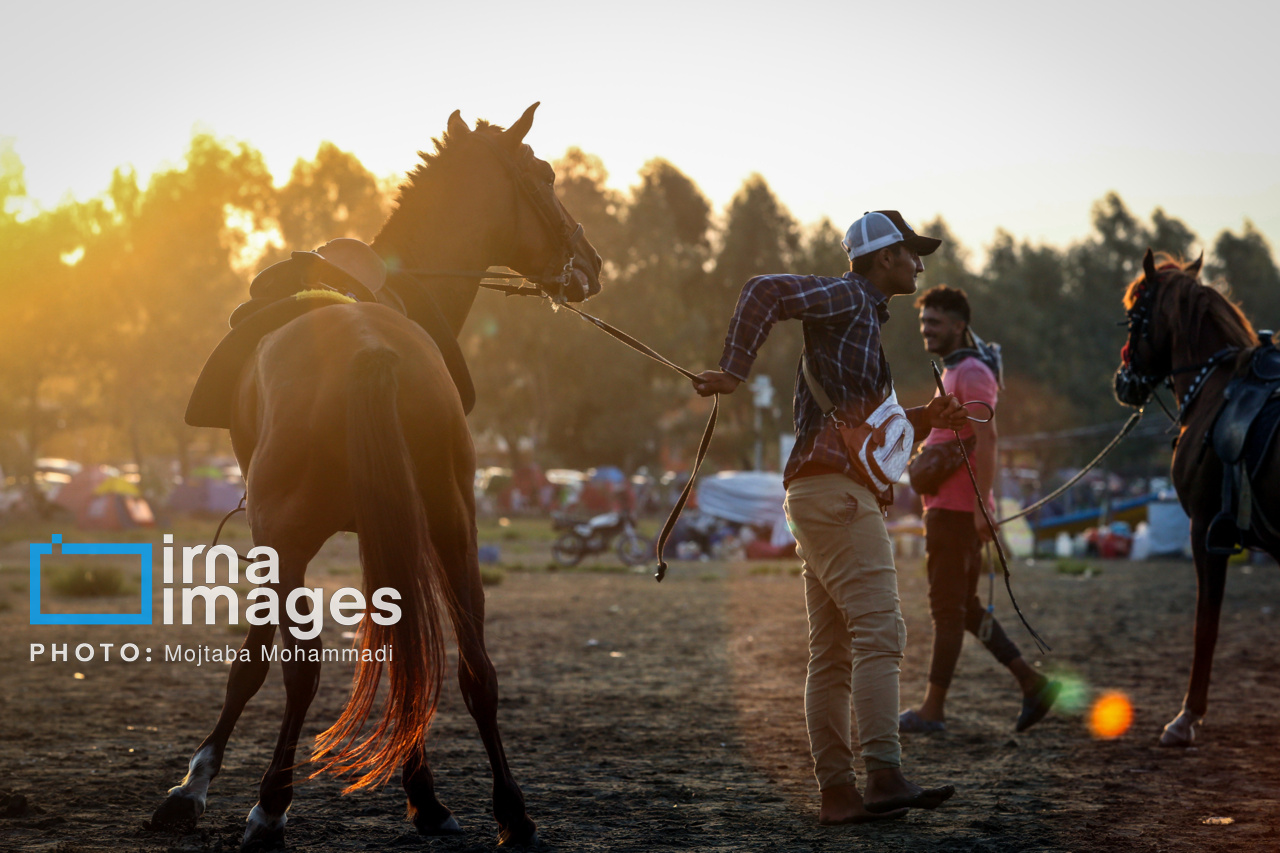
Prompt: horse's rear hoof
<box><xmin>1159</xmin><ymin>711</ymin><xmax>1199</xmax><ymax>747</ymax></box>
<box><xmin>498</xmin><ymin>828</ymin><xmax>544</xmax><ymax>850</ymax></box>
<box><xmin>415</xmin><ymin>812</ymin><xmax>464</xmax><ymax>836</ymax></box>
<box><xmin>241</xmin><ymin>804</ymin><xmax>286</xmax><ymax>852</ymax></box>
<box><xmin>147</xmin><ymin>791</ymin><xmax>203</xmax><ymax>832</ymax></box>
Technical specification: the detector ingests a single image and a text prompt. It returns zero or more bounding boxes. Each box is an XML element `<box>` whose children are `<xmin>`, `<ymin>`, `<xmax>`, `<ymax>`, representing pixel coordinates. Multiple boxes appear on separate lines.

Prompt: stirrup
<box><xmin>1205</xmin><ymin>511</ymin><xmax>1244</xmax><ymax>556</ymax></box>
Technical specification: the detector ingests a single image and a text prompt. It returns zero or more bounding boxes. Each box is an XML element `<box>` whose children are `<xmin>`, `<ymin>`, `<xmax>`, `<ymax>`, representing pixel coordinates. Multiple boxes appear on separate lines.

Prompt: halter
<box><xmin>1115</xmin><ymin>268</ymin><xmax>1162</xmax><ymax>397</ymax></box>
<box><xmin>1115</xmin><ymin>261</ymin><xmax>1237</xmax><ymax>422</ymax></box>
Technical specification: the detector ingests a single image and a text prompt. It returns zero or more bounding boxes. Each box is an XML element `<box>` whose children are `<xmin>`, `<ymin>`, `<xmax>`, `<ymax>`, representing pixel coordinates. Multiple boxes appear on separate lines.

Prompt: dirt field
<box><xmin>1</xmin><ymin>520</ymin><xmax>1278</xmax><ymax>852</ymax></box>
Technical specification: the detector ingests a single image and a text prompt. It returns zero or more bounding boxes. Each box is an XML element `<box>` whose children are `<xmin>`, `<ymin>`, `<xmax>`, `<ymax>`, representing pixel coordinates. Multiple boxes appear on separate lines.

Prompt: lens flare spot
<box><xmin>1050</xmin><ymin>670</ymin><xmax>1089</xmax><ymax>714</ymax></box>
<box><xmin>1089</xmin><ymin>691</ymin><xmax>1133</xmax><ymax>739</ymax></box>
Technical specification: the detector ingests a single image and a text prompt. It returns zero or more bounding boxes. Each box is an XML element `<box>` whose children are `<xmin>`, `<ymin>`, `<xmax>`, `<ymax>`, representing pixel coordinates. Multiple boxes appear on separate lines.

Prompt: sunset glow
<box><xmin>4</xmin><ymin>1</ymin><xmax>1278</xmax><ymax>253</ymax></box>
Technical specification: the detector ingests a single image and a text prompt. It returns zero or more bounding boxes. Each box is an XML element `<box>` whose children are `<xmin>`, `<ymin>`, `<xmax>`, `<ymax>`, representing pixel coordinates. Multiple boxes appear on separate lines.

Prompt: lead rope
<box><xmin>995</xmin><ymin>408</ymin><xmax>1145</xmax><ymax>525</ymax></box>
<box><xmin>553</xmin><ymin>301</ymin><xmax>716</xmax><ymax>581</ymax></box>
<box><xmin>934</xmin><ymin>362</ymin><xmax>1050</xmax><ymax>653</ymax></box>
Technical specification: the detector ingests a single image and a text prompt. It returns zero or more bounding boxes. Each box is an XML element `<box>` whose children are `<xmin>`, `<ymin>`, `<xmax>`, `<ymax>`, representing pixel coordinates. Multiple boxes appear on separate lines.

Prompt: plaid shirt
<box><xmin>719</xmin><ymin>272</ymin><xmax>892</xmax><ymax>486</ymax></box>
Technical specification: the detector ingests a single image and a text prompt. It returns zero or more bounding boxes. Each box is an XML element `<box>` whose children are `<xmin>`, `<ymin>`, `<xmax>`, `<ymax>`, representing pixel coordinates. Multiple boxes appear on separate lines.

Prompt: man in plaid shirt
<box><xmin>694</xmin><ymin>211</ymin><xmax>968</xmax><ymax>824</ymax></box>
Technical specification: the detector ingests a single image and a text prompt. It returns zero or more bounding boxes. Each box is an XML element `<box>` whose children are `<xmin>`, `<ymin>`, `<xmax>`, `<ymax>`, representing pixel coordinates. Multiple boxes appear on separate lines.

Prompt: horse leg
<box><xmin>438</xmin><ymin>527</ymin><xmax>536</xmax><ymax>848</ymax></box>
<box><xmin>1161</xmin><ymin>528</ymin><xmax>1228</xmax><ymax>747</ymax></box>
<box><xmin>149</xmin><ymin>623</ymin><xmax>278</xmax><ymax>830</ymax></box>
<box><xmin>403</xmin><ymin>747</ymin><xmax>463</xmax><ymax>835</ymax></box>
<box><xmin>242</xmin><ymin>555</ymin><xmax>324</xmax><ymax>851</ymax></box>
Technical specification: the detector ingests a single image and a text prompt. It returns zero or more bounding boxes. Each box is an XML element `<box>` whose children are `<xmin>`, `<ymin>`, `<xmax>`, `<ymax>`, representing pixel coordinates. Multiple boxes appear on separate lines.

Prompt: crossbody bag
<box><xmin>801</xmin><ymin>351</ymin><xmax>914</xmax><ymax>504</ymax></box>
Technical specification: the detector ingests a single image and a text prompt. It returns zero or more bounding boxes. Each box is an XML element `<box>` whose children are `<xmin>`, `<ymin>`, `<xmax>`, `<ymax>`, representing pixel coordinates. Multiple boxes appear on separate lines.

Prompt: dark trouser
<box><xmin>924</xmin><ymin>508</ymin><xmax>1022</xmax><ymax>688</ymax></box>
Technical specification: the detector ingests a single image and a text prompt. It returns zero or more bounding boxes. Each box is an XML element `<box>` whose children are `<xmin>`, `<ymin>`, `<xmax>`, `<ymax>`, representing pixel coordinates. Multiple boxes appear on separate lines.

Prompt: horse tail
<box><xmin>312</xmin><ymin>346</ymin><xmax>448</xmax><ymax>792</ymax></box>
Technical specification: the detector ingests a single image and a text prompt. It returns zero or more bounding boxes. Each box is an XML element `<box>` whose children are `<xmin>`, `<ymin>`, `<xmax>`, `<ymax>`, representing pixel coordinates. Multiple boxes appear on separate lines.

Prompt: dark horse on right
<box><xmin>1114</xmin><ymin>249</ymin><xmax>1280</xmax><ymax>746</ymax></box>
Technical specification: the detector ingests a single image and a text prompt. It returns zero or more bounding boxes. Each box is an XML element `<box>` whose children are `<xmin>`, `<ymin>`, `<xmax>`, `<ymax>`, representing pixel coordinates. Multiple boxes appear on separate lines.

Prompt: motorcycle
<box><xmin>550</xmin><ymin>510</ymin><xmax>653</xmax><ymax>568</ymax></box>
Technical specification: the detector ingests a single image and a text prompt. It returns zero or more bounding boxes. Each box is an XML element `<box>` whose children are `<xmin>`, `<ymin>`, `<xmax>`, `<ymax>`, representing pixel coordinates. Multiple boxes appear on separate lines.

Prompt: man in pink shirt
<box><xmin>899</xmin><ymin>286</ymin><xmax>1060</xmax><ymax>734</ymax></box>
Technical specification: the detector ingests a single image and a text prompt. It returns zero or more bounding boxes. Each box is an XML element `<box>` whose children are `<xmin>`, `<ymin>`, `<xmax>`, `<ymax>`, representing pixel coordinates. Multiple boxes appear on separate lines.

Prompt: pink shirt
<box><xmin>921</xmin><ymin>357</ymin><xmax>997</xmax><ymax>514</ymax></box>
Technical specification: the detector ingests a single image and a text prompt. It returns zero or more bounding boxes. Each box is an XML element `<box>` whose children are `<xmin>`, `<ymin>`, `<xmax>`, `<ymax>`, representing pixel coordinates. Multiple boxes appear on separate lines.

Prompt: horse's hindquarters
<box><xmin>231</xmin><ymin>303</ymin><xmax>473</xmax><ymax>530</ymax></box>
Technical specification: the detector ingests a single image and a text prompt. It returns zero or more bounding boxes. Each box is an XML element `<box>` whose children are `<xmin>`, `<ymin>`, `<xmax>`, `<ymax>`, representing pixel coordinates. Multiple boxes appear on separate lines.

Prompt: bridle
<box><xmin>1115</xmin><ymin>261</ymin><xmax>1236</xmax><ymax>422</ymax></box>
<box><xmin>396</xmin><ymin>132</ymin><xmax>584</xmax><ymax>299</ymax></box>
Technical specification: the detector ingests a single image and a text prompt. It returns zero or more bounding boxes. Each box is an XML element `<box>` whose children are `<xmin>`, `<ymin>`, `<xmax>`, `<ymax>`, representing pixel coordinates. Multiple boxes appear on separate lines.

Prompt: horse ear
<box><xmin>504</xmin><ymin>102</ymin><xmax>540</xmax><ymax>146</ymax></box>
<box><xmin>447</xmin><ymin>110</ymin><xmax>470</xmax><ymax>137</ymax></box>
<box><xmin>1142</xmin><ymin>248</ymin><xmax>1157</xmax><ymax>281</ymax></box>
<box><xmin>1186</xmin><ymin>252</ymin><xmax>1204</xmax><ymax>277</ymax></box>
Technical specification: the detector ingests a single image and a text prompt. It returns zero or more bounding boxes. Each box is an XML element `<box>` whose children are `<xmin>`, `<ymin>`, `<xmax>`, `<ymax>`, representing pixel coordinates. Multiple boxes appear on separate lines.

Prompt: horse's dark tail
<box><xmin>312</xmin><ymin>347</ymin><xmax>447</xmax><ymax>792</ymax></box>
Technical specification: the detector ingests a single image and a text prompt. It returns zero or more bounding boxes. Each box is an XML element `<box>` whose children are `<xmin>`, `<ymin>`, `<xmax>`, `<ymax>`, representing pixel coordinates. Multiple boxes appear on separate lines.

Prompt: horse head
<box><xmin>444</xmin><ymin>103</ymin><xmax>602</xmax><ymax>302</ymax></box>
<box><xmin>1113</xmin><ymin>248</ymin><xmax>1203</xmax><ymax>407</ymax></box>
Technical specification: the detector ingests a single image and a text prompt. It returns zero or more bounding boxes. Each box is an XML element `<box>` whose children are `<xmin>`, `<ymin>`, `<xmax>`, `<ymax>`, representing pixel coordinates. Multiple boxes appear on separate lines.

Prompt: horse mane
<box><xmin>1125</xmin><ymin>252</ymin><xmax>1259</xmax><ymax>350</ymax></box>
<box><xmin>396</xmin><ymin>119</ymin><xmax>506</xmax><ymax>199</ymax></box>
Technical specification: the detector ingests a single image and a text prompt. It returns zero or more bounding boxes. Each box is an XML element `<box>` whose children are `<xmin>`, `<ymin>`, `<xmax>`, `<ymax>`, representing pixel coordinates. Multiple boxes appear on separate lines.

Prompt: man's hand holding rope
<box><xmin>692</xmin><ymin>370</ymin><xmax>741</xmax><ymax>397</ymax></box>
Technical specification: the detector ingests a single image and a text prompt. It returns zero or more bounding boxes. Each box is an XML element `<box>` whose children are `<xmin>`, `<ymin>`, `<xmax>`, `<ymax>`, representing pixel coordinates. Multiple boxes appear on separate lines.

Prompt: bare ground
<box><xmin>1</xmin><ymin>526</ymin><xmax>1278</xmax><ymax>852</ymax></box>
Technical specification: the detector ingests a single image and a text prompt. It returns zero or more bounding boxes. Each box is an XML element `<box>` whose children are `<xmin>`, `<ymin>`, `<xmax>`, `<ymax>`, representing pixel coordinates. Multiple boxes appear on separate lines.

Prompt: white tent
<box><xmin>697</xmin><ymin>471</ymin><xmax>794</xmax><ymax>547</ymax></box>
<box><xmin>1145</xmin><ymin>498</ymin><xmax>1191</xmax><ymax>557</ymax></box>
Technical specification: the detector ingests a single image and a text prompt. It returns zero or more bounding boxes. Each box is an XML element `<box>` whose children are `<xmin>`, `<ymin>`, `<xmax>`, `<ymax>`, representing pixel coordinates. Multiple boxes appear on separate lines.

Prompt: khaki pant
<box><xmin>784</xmin><ymin>474</ymin><xmax>906</xmax><ymax>789</ymax></box>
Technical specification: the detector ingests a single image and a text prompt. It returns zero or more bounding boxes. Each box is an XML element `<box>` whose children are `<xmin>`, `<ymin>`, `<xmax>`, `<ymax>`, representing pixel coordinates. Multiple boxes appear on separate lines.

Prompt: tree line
<box><xmin>1</xmin><ymin>134</ymin><xmax>1277</xmax><ymax>497</ymax></box>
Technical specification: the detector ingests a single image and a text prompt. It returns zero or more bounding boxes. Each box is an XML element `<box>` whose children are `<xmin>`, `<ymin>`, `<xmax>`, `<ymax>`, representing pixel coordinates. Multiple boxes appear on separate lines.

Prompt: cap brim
<box><xmin>907</xmin><ymin>236</ymin><xmax>942</xmax><ymax>256</ymax></box>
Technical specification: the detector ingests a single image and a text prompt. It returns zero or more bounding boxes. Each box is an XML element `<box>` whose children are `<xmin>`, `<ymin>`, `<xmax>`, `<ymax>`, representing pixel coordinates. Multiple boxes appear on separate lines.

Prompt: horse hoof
<box><xmin>147</xmin><ymin>790</ymin><xmax>204</xmax><ymax>832</ymax></box>
<box><xmin>1159</xmin><ymin>711</ymin><xmax>1199</xmax><ymax>747</ymax></box>
<box><xmin>241</xmin><ymin>804</ymin><xmax>287</xmax><ymax>852</ymax></box>
<box><xmin>497</xmin><ymin>827</ymin><xmax>543</xmax><ymax>850</ymax></box>
<box><xmin>415</xmin><ymin>813</ymin><xmax>464</xmax><ymax>836</ymax></box>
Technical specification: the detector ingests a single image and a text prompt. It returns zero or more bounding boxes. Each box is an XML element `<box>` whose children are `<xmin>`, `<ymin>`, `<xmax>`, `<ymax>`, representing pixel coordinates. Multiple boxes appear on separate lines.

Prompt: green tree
<box><xmin>794</xmin><ymin>218</ymin><xmax>849</xmax><ymax>278</ymax></box>
<box><xmin>703</xmin><ymin>175</ymin><xmax>802</xmax><ymax>470</ymax></box>
<box><xmin>463</xmin><ymin>147</ymin><xmax>630</xmax><ymax>470</ymax></box>
<box><xmin>275</xmin><ymin>141</ymin><xmax>389</xmax><ymax>251</ymax></box>
<box><xmin>1150</xmin><ymin>207</ymin><xmax>1199</xmax><ymax>260</ymax></box>
<box><xmin>87</xmin><ymin>133</ymin><xmax>277</xmax><ymax>482</ymax></box>
<box><xmin>1209</xmin><ymin>221</ymin><xmax>1280</xmax><ymax>328</ymax></box>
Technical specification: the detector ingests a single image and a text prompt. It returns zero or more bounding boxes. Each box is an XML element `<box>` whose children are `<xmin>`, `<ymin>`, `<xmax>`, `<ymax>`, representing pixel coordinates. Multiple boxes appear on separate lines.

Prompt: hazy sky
<box><xmin>4</xmin><ymin>0</ymin><xmax>1278</xmax><ymax>261</ymax></box>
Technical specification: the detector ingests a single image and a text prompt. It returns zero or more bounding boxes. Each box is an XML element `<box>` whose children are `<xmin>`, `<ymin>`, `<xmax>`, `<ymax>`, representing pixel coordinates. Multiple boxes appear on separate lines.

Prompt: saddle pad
<box><xmin>186</xmin><ymin>293</ymin><xmax>356</xmax><ymax>429</ymax></box>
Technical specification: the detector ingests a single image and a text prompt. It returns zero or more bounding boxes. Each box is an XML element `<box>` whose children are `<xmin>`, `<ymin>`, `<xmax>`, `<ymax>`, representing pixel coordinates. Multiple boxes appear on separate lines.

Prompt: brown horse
<box><xmin>149</xmin><ymin>104</ymin><xmax>601</xmax><ymax>849</ymax></box>
<box><xmin>1114</xmin><ymin>249</ymin><xmax>1279</xmax><ymax>747</ymax></box>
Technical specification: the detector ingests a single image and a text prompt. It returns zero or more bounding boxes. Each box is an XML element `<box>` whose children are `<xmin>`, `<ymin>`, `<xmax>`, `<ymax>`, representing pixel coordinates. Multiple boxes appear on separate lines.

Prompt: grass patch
<box><xmin>480</xmin><ymin>566</ymin><xmax>507</xmax><ymax>586</ymax></box>
<box><xmin>10</xmin><ymin>581</ymin><xmax>27</xmax><ymax>593</ymax></box>
<box><xmin>1055</xmin><ymin>559</ymin><xmax>1100</xmax><ymax>577</ymax></box>
<box><xmin>0</xmin><ymin>599</ymin><xmax>11</xmax><ymax>612</ymax></box>
<box><xmin>565</xmin><ymin>563</ymin><xmax>630</xmax><ymax>574</ymax></box>
<box><xmin>699</xmin><ymin>573</ymin><xmax>719</xmax><ymax>582</ymax></box>
<box><xmin>539</xmin><ymin>561</ymin><xmax>629</xmax><ymax>574</ymax></box>
<box><xmin>477</xmin><ymin>517</ymin><xmax>561</xmax><ymax>544</ymax></box>
<box><xmin>48</xmin><ymin>565</ymin><xmax>129</xmax><ymax>597</ymax></box>
<box><xmin>749</xmin><ymin>562</ymin><xmax>801</xmax><ymax>577</ymax></box>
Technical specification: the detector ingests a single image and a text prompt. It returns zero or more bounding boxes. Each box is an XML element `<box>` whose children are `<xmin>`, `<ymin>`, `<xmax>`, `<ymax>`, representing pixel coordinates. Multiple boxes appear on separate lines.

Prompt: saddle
<box><xmin>186</xmin><ymin>245</ymin><xmax>475</xmax><ymax>430</ymax></box>
<box><xmin>1205</xmin><ymin>337</ymin><xmax>1280</xmax><ymax>554</ymax></box>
